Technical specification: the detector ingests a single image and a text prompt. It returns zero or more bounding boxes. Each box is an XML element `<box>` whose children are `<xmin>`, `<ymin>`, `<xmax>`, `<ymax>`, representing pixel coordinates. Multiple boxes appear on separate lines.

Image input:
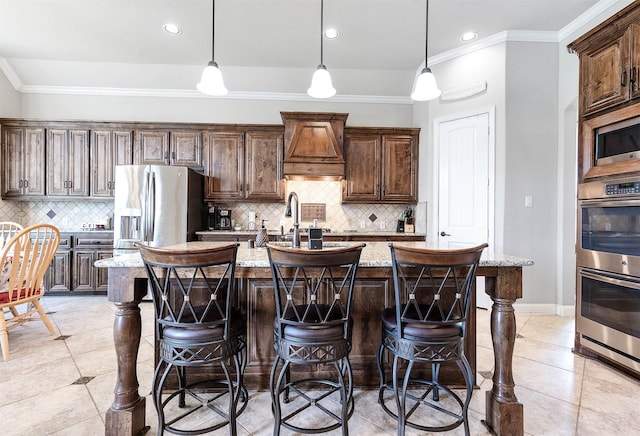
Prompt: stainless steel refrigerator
<box><xmin>113</xmin><ymin>165</ymin><xmax>206</xmax><ymax>252</ymax></box>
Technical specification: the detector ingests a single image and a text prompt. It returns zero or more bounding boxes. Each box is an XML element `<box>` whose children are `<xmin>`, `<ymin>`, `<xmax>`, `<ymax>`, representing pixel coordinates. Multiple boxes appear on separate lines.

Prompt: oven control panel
<box><xmin>605</xmin><ymin>180</ymin><xmax>640</xmax><ymax>195</ymax></box>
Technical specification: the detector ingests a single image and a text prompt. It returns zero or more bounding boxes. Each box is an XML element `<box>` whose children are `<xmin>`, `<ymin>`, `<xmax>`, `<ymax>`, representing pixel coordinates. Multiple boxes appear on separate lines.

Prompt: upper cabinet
<box><xmin>1</xmin><ymin>125</ymin><xmax>46</xmax><ymax>198</ymax></box>
<box><xmin>569</xmin><ymin>4</ymin><xmax>640</xmax><ymax>116</ymax></box>
<box><xmin>203</xmin><ymin>128</ymin><xmax>284</xmax><ymax>202</ymax></box>
<box><xmin>342</xmin><ymin>128</ymin><xmax>419</xmax><ymax>204</ymax></box>
<box><xmin>91</xmin><ymin>129</ymin><xmax>133</xmax><ymax>197</ymax></box>
<box><xmin>46</xmin><ymin>128</ymin><xmax>90</xmax><ymax>197</ymax></box>
<box><xmin>133</xmin><ymin>129</ymin><xmax>202</xmax><ymax>168</ymax></box>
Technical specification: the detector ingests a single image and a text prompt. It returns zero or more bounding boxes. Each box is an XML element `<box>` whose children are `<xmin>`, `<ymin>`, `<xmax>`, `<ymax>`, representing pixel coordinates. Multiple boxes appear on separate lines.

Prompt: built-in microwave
<box><xmin>595</xmin><ymin>115</ymin><xmax>640</xmax><ymax>166</ymax></box>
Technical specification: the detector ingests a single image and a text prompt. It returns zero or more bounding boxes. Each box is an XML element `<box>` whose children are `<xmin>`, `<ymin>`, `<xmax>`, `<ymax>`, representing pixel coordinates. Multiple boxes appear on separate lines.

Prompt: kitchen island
<box><xmin>97</xmin><ymin>241</ymin><xmax>532</xmax><ymax>436</ymax></box>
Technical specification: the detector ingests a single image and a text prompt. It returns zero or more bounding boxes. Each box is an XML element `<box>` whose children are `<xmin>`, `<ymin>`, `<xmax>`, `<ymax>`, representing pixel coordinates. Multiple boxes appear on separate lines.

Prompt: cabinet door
<box><xmin>2</xmin><ymin>127</ymin><xmax>25</xmax><ymax>197</ymax></box>
<box><xmin>381</xmin><ymin>135</ymin><xmax>417</xmax><ymax>203</ymax></box>
<box><xmin>68</xmin><ymin>129</ymin><xmax>90</xmax><ymax>196</ymax></box>
<box><xmin>581</xmin><ymin>29</ymin><xmax>630</xmax><ymax>115</ymax></box>
<box><xmin>170</xmin><ymin>130</ymin><xmax>202</xmax><ymax>168</ymax></box>
<box><xmin>134</xmin><ymin>130</ymin><xmax>170</xmax><ymax>165</ymax></box>
<box><xmin>45</xmin><ymin>250</ymin><xmax>71</xmax><ymax>292</ymax></box>
<box><xmin>342</xmin><ymin>134</ymin><xmax>381</xmax><ymax>203</ymax></box>
<box><xmin>245</xmin><ymin>131</ymin><xmax>283</xmax><ymax>201</ymax></box>
<box><xmin>91</xmin><ymin>130</ymin><xmax>132</xmax><ymax>197</ymax></box>
<box><xmin>95</xmin><ymin>251</ymin><xmax>111</xmax><ymax>291</ymax></box>
<box><xmin>2</xmin><ymin>126</ymin><xmax>46</xmax><ymax>198</ymax></box>
<box><xmin>47</xmin><ymin>129</ymin><xmax>89</xmax><ymax>196</ymax></box>
<box><xmin>630</xmin><ymin>24</ymin><xmax>640</xmax><ymax>100</ymax></box>
<box><xmin>46</xmin><ymin>129</ymin><xmax>69</xmax><ymax>196</ymax></box>
<box><xmin>73</xmin><ymin>251</ymin><xmax>95</xmax><ymax>291</ymax></box>
<box><xmin>203</xmin><ymin>132</ymin><xmax>244</xmax><ymax>200</ymax></box>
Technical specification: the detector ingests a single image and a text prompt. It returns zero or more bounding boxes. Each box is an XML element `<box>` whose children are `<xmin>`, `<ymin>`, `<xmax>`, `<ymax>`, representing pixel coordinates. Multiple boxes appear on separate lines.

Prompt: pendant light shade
<box><xmin>411</xmin><ymin>67</ymin><xmax>441</xmax><ymax>101</ymax></box>
<box><xmin>197</xmin><ymin>0</ymin><xmax>228</xmax><ymax>96</ymax></box>
<box><xmin>307</xmin><ymin>0</ymin><xmax>336</xmax><ymax>98</ymax></box>
<box><xmin>411</xmin><ymin>0</ymin><xmax>440</xmax><ymax>101</ymax></box>
<box><xmin>308</xmin><ymin>65</ymin><xmax>336</xmax><ymax>98</ymax></box>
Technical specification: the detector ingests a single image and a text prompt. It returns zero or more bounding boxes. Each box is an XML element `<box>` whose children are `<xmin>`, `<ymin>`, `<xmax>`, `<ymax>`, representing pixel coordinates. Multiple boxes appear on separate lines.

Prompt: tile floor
<box><xmin>1</xmin><ymin>296</ymin><xmax>639</xmax><ymax>435</ymax></box>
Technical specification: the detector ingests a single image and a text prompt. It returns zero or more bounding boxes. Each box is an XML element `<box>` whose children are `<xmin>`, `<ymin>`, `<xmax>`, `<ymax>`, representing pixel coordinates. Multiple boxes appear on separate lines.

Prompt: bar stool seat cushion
<box><xmin>381</xmin><ymin>306</ymin><xmax>462</xmax><ymax>339</ymax></box>
<box><xmin>274</xmin><ymin>304</ymin><xmax>345</xmax><ymax>341</ymax></box>
<box><xmin>162</xmin><ymin>306</ymin><xmax>246</xmax><ymax>341</ymax></box>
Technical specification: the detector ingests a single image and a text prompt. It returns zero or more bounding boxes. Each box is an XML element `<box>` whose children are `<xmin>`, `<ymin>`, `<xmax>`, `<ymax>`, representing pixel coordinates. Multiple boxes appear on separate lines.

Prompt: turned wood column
<box><xmin>105</xmin><ymin>268</ymin><xmax>148</xmax><ymax>436</ymax></box>
<box><xmin>483</xmin><ymin>267</ymin><xmax>524</xmax><ymax>436</ymax></box>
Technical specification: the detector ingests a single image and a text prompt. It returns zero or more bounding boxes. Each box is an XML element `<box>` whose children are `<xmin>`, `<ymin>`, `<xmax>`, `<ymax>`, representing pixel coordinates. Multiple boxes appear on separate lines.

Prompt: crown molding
<box><xmin>558</xmin><ymin>0</ymin><xmax>623</xmax><ymax>42</ymax></box>
<box><xmin>0</xmin><ymin>57</ymin><xmax>23</xmax><ymax>90</ymax></box>
<box><xmin>15</xmin><ymin>83</ymin><xmax>412</xmax><ymax>105</ymax></box>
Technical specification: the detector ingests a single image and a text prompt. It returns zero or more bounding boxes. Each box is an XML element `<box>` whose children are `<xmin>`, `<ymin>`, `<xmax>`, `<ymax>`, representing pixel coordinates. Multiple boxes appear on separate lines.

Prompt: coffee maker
<box><xmin>208</xmin><ymin>207</ymin><xmax>232</xmax><ymax>230</ymax></box>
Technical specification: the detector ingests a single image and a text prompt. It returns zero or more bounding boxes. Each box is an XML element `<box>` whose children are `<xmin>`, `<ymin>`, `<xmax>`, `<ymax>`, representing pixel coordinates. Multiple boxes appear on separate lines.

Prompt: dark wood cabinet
<box><xmin>342</xmin><ymin>128</ymin><xmax>419</xmax><ymax>204</ymax></box>
<box><xmin>91</xmin><ymin>129</ymin><xmax>133</xmax><ymax>197</ymax></box>
<box><xmin>72</xmin><ymin>235</ymin><xmax>114</xmax><ymax>293</ymax></box>
<box><xmin>45</xmin><ymin>233</ymin><xmax>113</xmax><ymax>294</ymax></box>
<box><xmin>44</xmin><ymin>234</ymin><xmax>72</xmax><ymax>292</ymax></box>
<box><xmin>46</xmin><ymin>128</ymin><xmax>90</xmax><ymax>197</ymax></box>
<box><xmin>134</xmin><ymin>129</ymin><xmax>202</xmax><ymax>167</ymax></box>
<box><xmin>569</xmin><ymin>4</ymin><xmax>640</xmax><ymax>116</ymax></box>
<box><xmin>203</xmin><ymin>128</ymin><xmax>284</xmax><ymax>202</ymax></box>
<box><xmin>1</xmin><ymin>125</ymin><xmax>46</xmax><ymax>198</ymax></box>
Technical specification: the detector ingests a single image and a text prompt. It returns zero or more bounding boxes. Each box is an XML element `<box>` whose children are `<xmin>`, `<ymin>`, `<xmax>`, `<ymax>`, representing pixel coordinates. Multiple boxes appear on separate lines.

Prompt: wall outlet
<box><xmin>379</xmin><ymin>220</ymin><xmax>386</xmax><ymax>230</ymax></box>
<box><xmin>359</xmin><ymin>220</ymin><xmax>366</xmax><ymax>229</ymax></box>
<box><xmin>62</xmin><ymin>218</ymin><xmax>70</xmax><ymax>227</ymax></box>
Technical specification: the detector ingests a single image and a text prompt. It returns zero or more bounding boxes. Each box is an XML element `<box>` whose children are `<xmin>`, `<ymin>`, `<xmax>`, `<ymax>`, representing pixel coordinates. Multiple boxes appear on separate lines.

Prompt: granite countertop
<box><xmin>196</xmin><ymin>229</ymin><xmax>426</xmax><ymax>237</ymax></box>
<box><xmin>96</xmin><ymin>241</ymin><xmax>533</xmax><ymax>269</ymax></box>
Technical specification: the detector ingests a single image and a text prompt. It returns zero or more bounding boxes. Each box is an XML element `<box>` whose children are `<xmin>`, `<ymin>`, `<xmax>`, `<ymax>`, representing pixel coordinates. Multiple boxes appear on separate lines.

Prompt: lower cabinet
<box><xmin>44</xmin><ymin>234</ymin><xmax>72</xmax><ymax>292</ymax></box>
<box><xmin>45</xmin><ymin>232</ymin><xmax>113</xmax><ymax>294</ymax></box>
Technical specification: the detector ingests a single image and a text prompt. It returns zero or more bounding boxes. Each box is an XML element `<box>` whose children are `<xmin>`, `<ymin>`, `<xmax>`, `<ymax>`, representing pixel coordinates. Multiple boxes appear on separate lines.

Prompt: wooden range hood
<box><xmin>281</xmin><ymin>112</ymin><xmax>348</xmax><ymax>180</ymax></box>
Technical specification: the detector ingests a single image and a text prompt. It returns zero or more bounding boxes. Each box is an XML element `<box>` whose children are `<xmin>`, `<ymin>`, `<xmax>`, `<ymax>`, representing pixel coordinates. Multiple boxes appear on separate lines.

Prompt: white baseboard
<box><xmin>512</xmin><ymin>303</ymin><xmax>575</xmax><ymax>316</ymax></box>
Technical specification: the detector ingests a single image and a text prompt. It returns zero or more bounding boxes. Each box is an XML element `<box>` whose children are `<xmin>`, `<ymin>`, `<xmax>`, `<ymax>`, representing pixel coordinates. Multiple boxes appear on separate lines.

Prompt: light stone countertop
<box><xmin>96</xmin><ymin>241</ymin><xmax>533</xmax><ymax>269</ymax></box>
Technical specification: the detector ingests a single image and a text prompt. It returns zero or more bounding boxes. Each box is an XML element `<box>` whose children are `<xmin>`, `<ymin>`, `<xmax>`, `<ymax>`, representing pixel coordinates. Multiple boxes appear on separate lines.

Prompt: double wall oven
<box><xmin>577</xmin><ymin>177</ymin><xmax>640</xmax><ymax>372</ymax></box>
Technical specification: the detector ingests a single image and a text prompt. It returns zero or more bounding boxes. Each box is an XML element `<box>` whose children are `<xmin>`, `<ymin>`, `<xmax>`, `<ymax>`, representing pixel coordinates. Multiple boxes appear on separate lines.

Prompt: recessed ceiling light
<box><xmin>164</xmin><ymin>24</ymin><xmax>182</xmax><ymax>35</ymax></box>
<box><xmin>324</xmin><ymin>28</ymin><xmax>339</xmax><ymax>39</ymax></box>
<box><xmin>460</xmin><ymin>32</ymin><xmax>477</xmax><ymax>42</ymax></box>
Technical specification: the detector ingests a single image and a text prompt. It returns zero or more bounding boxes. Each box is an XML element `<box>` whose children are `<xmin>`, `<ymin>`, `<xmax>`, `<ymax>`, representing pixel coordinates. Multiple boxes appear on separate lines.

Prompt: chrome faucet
<box><xmin>285</xmin><ymin>191</ymin><xmax>300</xmax><ymax>248</ymax></box>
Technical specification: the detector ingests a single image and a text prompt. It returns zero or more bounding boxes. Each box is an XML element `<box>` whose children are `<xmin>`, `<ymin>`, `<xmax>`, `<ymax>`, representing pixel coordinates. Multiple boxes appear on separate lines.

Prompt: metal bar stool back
<box><xmin>266</xmin><ymin>243</ymin><xmax>365</xmax><ymax>436</ymax></box>
<box><xmin>377</xmin><ymin>243</ymin><xmax>487</xmax><ymax>436</ymax></box>
<box><xmin>138</xmin><ymin>242</ymin><xmax>247</xmax><ymax>436</ymax></box>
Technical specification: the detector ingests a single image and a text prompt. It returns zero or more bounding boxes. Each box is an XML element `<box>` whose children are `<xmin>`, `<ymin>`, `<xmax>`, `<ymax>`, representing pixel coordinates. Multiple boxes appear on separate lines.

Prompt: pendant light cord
<box><xmin>424</xmin><ymin>0</ymin><xmax>429</xmax><ymax>66</ymax></box>
<box><xmin>320</xmin><ymin>0</ymin><xmax>324</xmax><ymax>66</ymax></box>
<box><xmin>211</xmin><ymin>0</ymin><xmax>216</xmax><ymax>61</ymax></box>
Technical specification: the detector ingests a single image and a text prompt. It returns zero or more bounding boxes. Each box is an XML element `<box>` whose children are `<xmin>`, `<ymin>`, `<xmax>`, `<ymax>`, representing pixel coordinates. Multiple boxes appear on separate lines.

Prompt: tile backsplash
<box><xmin>0</xmin><ymin>181</ymin><xmax>426</xmax><ymax>233</ymax></box>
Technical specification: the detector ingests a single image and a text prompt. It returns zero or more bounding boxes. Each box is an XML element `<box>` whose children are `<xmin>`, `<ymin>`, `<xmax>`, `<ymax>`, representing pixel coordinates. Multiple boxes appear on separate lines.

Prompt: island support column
<box><xmin>483</xmin><ymin>267</ymin><xmax>524</xmax><ymax>436</ymax></box>
<box><xmin>105</xmin><ymin>268</ymin><xmax>148</xmax><ymax>436</ymax></box>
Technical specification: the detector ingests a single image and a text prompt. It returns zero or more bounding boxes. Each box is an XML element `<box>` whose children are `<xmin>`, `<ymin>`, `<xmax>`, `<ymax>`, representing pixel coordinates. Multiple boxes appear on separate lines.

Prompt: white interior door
<box><xmin>436</xmin><ymin>110</ymin><xmax>494</xmax><ymax>308</ymax></box>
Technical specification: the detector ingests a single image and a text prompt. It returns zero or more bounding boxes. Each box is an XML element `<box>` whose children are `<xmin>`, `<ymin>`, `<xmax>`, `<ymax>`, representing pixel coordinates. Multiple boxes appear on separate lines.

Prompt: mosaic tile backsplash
<box><xmin>0</xmin><ymin>181</ymin><xmax>426</xmax><ymax>233</ymax></box>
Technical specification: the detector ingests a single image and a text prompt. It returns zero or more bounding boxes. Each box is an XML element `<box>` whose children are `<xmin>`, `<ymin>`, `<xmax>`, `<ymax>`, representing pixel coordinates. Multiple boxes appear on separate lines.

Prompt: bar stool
<box><xmin>377</xmin><ymin>243</ymin><xmax>487</xmax><ymax>436</ymax></box>
<box><xmin>138</xmin><ymin>242</ymin><xmax>248</xmax><ymax>436</ymax></box>
<box><xmin>266</xmin><ymin>243</ymin><xmax>365</xmax><ymax>435</ymax></box>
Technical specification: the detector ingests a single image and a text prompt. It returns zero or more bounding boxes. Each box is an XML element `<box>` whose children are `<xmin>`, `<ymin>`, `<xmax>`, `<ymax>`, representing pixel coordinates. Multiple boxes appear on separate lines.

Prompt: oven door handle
<box><xmin>580</xmin><ymin>267</ymin><xmax>640</xmax><ymax>290</ymax></box>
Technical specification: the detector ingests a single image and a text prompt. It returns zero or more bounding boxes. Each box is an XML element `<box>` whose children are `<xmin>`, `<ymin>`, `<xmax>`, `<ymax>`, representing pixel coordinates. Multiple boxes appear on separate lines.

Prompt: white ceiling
<box><xmin>0</xmin><ymin>0</ymin><xmax>610</xmax><ymax>97</ymax></box>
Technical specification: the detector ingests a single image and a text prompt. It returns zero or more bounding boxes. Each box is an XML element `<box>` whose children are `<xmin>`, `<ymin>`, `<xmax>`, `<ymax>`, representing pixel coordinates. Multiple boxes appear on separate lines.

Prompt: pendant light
<box><xmin>308</xmin><ymin>0</ymin><xmax>336</xmax><ymax>98</ymax></box>
<box><xmin>411</xmin><ymin>0</ymin><xmax>441</xmax><ymax>101</ymax></box>
<box><xmin>197</xmin><ymin>0</ymin><xmax>228</xmax><ymax>96</ymax></box>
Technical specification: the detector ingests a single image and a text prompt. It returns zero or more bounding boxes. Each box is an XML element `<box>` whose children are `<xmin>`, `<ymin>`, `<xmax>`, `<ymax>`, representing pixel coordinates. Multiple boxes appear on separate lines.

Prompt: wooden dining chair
<box><xmin>0</xmin><ymin>221</ymin><xmax>24</xmax><ymax>249</ymax></box>
<box><xmin>0</xmin><ymin>223</ymin><xmax>61</xmax><ymax>361</ymax></box>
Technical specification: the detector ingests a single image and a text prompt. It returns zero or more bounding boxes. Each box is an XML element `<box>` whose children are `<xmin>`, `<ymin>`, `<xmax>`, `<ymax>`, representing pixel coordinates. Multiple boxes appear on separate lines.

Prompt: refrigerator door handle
<box><xmin>148</xmin><ymin>171</ymin><xmax>156</xmax><ymax>242</ymax></box>
<box><xmin>143</xmin><ymin>170</ymin><xmax>151</xmax><ymax>242</ymax></box>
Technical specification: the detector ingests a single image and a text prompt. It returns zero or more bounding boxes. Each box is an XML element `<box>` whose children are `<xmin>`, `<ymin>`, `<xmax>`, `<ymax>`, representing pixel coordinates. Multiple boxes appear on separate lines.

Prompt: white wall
<box><xmin>18</xmin><ymin>92</ymin><xmax>414</xmax><ymax>127</ymax></box>
<box><xmin>0</xmin><ymin>68</ymin><xmax>21</xmax><ymax>117</ymax></box>
<box><xmin>504</xmin><ymin>41</ymin><xmax>559</xmax><ymax>306</ymax></box>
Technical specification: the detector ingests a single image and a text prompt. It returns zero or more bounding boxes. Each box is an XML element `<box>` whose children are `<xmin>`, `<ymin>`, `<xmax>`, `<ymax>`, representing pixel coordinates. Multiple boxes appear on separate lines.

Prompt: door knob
<box><xmin>440</xmin><ymin>231</ymin><xmax>451</xmax><ymax>237</ymax></box>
